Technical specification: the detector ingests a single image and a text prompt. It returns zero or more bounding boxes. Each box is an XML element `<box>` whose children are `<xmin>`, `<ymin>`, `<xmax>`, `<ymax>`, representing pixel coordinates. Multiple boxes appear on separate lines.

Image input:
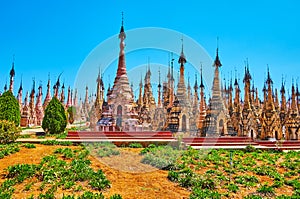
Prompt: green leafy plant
<box><xmin>42</xmin><ymin>97</ymin><xmax>67</xmax><ymax>134</ymax></box>
<box><xmin>227</xmin><ymin>183</ymin><xmax>239</xmax><ymax>193</ymax></box>
<box><xmin>67</xmin><ymin>106</ymin><xmax>76</xmax><ymax>124</ymax></box>
<box><xmin>190</xmin><ymin>188</ymin><xmax>221</xmax><ymax>199</ymax></box>
<box><xmin>257</xmin><ymin>184</ymin><xmax>275</xmax><ymax>197</ymax></box>
<box><xmin>141</xmin><ymin>145</ymin><xmax>182</xmax><ymax>170</ymax></box>
<box><xmin>85</xmin><ymin>142</ymin><xmax>120</xmax><ymax>158</ymax></box>
<box><xmin>0</xmin><ymin>120</ymin><xmax>21</xmax><ymax>144</ymax></box>
<box><xmin>6</xmin><ymin>164</ymin><xmax>37</xmax><ymax>183</ymax></box>
<box><xmin>0</xmin><ymin>143</ymin><xmax>20</xmax><ymax>158</ymax></box>
<box><xmin>0</xmin><ymin>91</ymin><xmax>21</xmax><ymax>126</ymax></box>
<box><xmin>128</xmin><ymin>142</ymin><xmax>143</xmax><ymax>148</ymax></box>
<box><xmin>23</xmin><ymin>143</ymin><xmax>36</xmax><ymax>149</ymax></box>
<box><xmin>77</xmin><ymin>191</ymin><xmax>105</xmax><ymax>199</ymax></box>
<box><xmin>40</xmin><ymin>140</ymin><xmax>72</xmax><ymax>146</ymax></box>
<box><xmin>110</xmin><ymin>194</ymin><xmax>123</xmax><ymax>199</ymax></box>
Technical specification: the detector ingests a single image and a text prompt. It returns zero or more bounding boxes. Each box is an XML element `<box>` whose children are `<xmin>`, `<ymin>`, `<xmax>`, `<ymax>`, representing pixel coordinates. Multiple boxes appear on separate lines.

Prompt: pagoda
<box><xmin>106</xmin><ymin>15</ymin><xmax>134</xmax><ymax>129</ymax></box>
<box><xmin>203</xmin><ymin>48</ymin><xmax>228</xmax><ymax>136</ymax></box>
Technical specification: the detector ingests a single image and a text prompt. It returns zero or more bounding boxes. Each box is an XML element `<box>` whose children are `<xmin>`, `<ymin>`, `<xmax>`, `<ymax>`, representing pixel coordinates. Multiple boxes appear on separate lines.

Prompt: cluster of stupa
<box><xmin>3</xmin><ymin>63</ymin><xmax>78</xmax><ymax>127</ymax></box>
<box><xmin>2</xmin><ymin>18</ymin><xmax>300</xmax><ymax>140</ymax></box>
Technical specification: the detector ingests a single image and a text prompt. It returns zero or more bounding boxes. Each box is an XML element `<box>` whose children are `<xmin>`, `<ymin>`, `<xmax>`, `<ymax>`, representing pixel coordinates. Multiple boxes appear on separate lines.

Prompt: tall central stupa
<box><xmin>107</xmin><ymin>16</ymin><xmax>134</xmax><ymax>128</ymax></box>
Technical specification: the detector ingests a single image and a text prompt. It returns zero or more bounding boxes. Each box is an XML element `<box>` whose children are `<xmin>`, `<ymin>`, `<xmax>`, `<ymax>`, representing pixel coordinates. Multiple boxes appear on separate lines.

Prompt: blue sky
<box><xmin>0</xmin><ymin>0</ymin><xmax>299</xmax><ymax>99</ymax></box>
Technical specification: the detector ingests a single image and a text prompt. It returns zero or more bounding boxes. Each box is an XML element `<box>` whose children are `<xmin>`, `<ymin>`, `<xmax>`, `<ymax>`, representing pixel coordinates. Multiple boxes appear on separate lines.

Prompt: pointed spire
<box><xmin>178</xmin><ymin>37</ymin><xmax>187</xmax><ymax>65</ymax></box>
<box><xmin>213</xmin><ymin>44</ymin><xmax>222</xmax><ymax>68</ymax></box>
<box><xmin>43</xmin><ymin>74</ymin><xmax>52</xmax><ymax>110</ymax></box>
<box><xmin>158</xmin><ymin>68</ymin><xmax>162</xmax><ymax>108</ymax></box>
<box><xmin>115</xmin><ymin>12</ymin><xmax>127</xmax><ymax>78</ymax></box>
<box><xmin>60</xmin><ymin>82</ymin><xmax>65</xmax><ymax>104</ymax></box>
<box><xmin>266</xmin><ymin>65</ymin><xmax>273</xmax><ymax>85</ymax></box>
<box><xmin>194</xmin><ymin>74</ymin><xmax>198</xmax><ymax>91</ymax></box>
<box><xmin>31</xmin><ymin>78</ymin><xmax>35</xmax><ymax>95</ymax></box>
<box><xmin>187</xmin><ymin>74</ymin><xmax>191</xmax><ymax>90</ymax></box>
<box><xmin>9</xmin><ymin>56</ymin><xmax>15</xmax><ymax>92</ymax></box>
<box><xmin>74</xmin><ymin>89</ymin><xmax>78</xmax><ymax>107</ymax></box>
<box><xmin>291</xmin><ymin>82</ymin><xmax>298</xmax><ymax>114</ymax></box>
<box><xmin>18</xmin><ymin>75</ymin><xmax>23</xmax><ymax>93</ymax></box>
<box><xmin>17</xmin><ymin>76</ymin><xmax>23</xmax><ymax>110</ymax></box>
<box><xmin>4</xmin><ymin>80</ymin><xmax>7</xmax><ymax>92</ymax></box>
<box><xmin>200</xmin><ymin>63</ymin><xmax>204</xmax><ymax>88</ymax></box>
<box><xmin>66</xmin><ymin>86</ymin><xmax>72</xmax><ymax>108</ymax></box>
<box><xmin>120</xmin><ymin>12</ymin><xmax>125</xmax><ymax>33</ymax></box>
<box><xmin>158</xmin><ymin>68</ymin><xmax>161</xmax><ymax>88</ymax></box>
<box><xmin>35</xmin><ymin>83</ymin><xmax>44</xmax><ymax>125</ymax></box>
<box><xmin>10</xmin><ymin>55</ymin><xmax>15</xmax><ymax>77</ymax></box>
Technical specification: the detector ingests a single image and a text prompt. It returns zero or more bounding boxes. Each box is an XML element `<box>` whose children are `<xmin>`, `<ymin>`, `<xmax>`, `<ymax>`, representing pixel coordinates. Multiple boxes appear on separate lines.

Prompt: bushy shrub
<box><xmin>141</xmin><ymin>145</ymin><xmax>182</xmax><ymax>170</ymax></box>
<box><xmin>0</xmin><ymin>120</ymin><xmax>21</xmax><ymax>144</ymax></box>
<box><xmin>42</xmin><ymin>97</ymin><xmax>67</xmax><ymax>134</ymax></box>
<box><xmin>67</xmin><ymin>106</ymin><xmax>76</xmax><ymax>124</ymax></box>
<box><xmin>0</xmin><ymin>91</ymin><xmax>20</xmax><ymax>126</ymax></box>
<box><xmin>128</xmin><ymin>142</ymin><xmax>143</xmax><ymax>148</ymax></box>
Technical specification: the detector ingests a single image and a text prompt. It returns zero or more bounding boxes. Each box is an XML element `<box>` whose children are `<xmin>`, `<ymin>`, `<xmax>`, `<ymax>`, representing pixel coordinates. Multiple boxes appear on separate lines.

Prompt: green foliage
<box><xmin>243</xmin><ymin>195</ymin><xmax>263</xmax><ymax>199</ymax></box>
<box><xmin>6</xmin><ymin>164</ymin><xmax>37</xmax><ymax>183</ymax></box>
<box><xmin>190</xmin><ymin>188</ymin><xmax>221</xmax><ymax>199</ymax></box>
<box><xmin>285</xmin><ymin>179</ymin><xmax>300</xmax><ymax>189</ymax></box>
<box><xmin>85</xmin><ymin>142</ymin><xmax>120</xmax><ymax>158</ymax></box>
<box><xmin>88</xmin><ymin>170</ymin><xmax>111</xmax><ymax>190</ymax></box>
<box><xmin>54</xmin><ymin>148</ymin><xmax>75</xmax><ymax>159</ymax></box>
<box><xmin>23</xmin><ymin>143</ymin><xmax>36</xmax><ymax>149</ymax></box>
<box><xmin>0</xmin><ymin>146</ymin><xmax>113</xmax><ymax>197</ymax></box>
<box><xmin>77</xmin><ymin>191</ymin><xmax>105</xmax><ymax>199</ymax></box>
<box><xmin>40</xmin><ymin>140</ymin><xmax>72</xmax><ymax>146</ymax></box>
<box><xmin>257</xmin><ymin>184</ymin><xmax>275</xmax><ymax>197</ymax></box>
<box><xmin>55</xmin><ymin>131</ymin><xmax>68</xmax><ymax>139</ymax></box>
<box><xmin>24</xmin><ymin>182</ymin><xmax>33</xmax><ymax>191</ymax></box>
<box><xmin>0</xmin><ymin>120</ymin><xmax>21</xmax><ymax>144</ymax></box>
<box><xmin>141</xmin><ymin>145</ymin><xmax>182</xmax><ymax>170</ymax></box>
<box><xmin>0</xmin><ymin>179</ymin><xmax>16</xmax><ymax>198</ymax></box>
<box><xmin>128</xmin><ymin>142</ymin><xmax>143</xmax><ymax>148</ymax></box>
<box><xmin>42</xmin><ymin>97</ymin><xmax>67</xmax><ymax>134</ymax></box>
<box><xmin>0</xmin><ymin>91</ymin><xmax>20</xmax><ymax>126</ymax></box>
<box><xmin>0</xmin><ymin>143</ymin><xmax>20</xmax><ymax>158</ymax></box>
<box><xmin>234</xmin><ymin>175</ymin><xmax>259</xmax><ymax>187</ymax></box>
<box><xmin>227</xmin><ymin>183</ymin><xmax>239</xmax><ymax>193</ymax></box>
<box><xmin>244</xmin><ymin>145</ymin><xmax>256</xmax><ymax>152</ymax></box>
<box><xmin>67</xmin><ymin>106</ymin><xmax>76</xmax><ymax>124</ymax></box>
<box><xmin>110</xmin><ymin>194</ymin><xmax>122</xmax><ymax>199</ymax></box>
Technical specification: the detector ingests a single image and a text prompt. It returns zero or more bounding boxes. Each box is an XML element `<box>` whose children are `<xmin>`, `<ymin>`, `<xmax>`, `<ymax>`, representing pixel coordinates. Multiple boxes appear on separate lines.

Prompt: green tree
<box><xmin>0</xmin><ymin>91</ymin><xmax>21</xmax><ymax>126</ymax></box>
<box><xmin>42</xmin><ymin>97</ymin><xmax>67</xmax><ymax>134</ymax></box>
<box><xmin>67</xmin><ymin>106</ymin><xmax>76</xmax><ymax>124</ymax></box>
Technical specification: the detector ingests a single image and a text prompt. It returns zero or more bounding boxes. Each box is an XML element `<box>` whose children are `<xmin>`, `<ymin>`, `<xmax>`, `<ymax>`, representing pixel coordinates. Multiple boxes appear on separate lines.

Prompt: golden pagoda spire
<box><xmin>198</xmin><ymin>64</ymin><xmax>206</xmax><ymax>130</ymax></box>
<box><xmin>291</xmin><ymin>82</ymin><xmax>298</xmax><ymax>115</ymax></box>
<box><xmin>266</xmin><ymin>66</ymin><xmax>275</xmax><ymax>111</ymax></box>
<box><xmin>243</xmin><ymin>63</ymin><xmax>252</xmax><ymax>110</ymax></box>
<box><xmin>280</xmin><ymin>78</ymin><xmax>286</xmax><ymax>113</ymax></box>
<box><xmin>158</xmin><ymin>69</ymin><xmax>162</xmax><ymax>108</ymax></box>
<box><xmin>138</xmin><ymin>75</ymin><xmax>143</xmax><ymax>107</ymax></box>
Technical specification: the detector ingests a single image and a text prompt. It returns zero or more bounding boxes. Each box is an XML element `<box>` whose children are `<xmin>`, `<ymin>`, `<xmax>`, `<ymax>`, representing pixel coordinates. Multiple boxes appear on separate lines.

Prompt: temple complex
<box><xmin>1</xmin><ymin>17</ymin><xmax>300</xmax><ymax>141</ymax></box>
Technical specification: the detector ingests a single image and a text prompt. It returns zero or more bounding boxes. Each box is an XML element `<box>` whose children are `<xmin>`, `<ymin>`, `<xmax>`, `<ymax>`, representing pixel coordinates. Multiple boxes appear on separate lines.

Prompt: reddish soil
<box><xmin>0</xmin><ymin>145</ymin><xmax>190</xmax><ymax>199</ymax></box>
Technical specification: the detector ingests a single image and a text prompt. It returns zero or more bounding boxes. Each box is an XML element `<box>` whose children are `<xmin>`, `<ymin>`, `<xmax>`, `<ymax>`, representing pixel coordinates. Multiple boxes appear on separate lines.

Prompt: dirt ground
<box><xmin>90</xmin><ymin>148</ymin><xmax>190</xmax><ymax>199</ymax></box>
<box><xmin>0</xmin><ymin>145</ymin><xmax>190</xmax><ymax>199</ymax></box>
